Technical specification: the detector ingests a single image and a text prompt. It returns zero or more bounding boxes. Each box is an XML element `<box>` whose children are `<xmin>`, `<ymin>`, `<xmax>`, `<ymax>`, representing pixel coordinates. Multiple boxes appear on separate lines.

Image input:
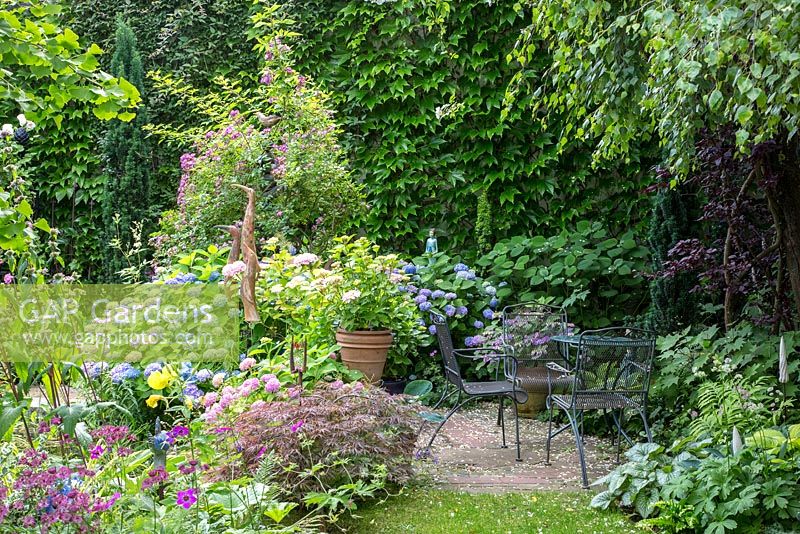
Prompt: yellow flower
<box><xmin>185</xmin><ymin>397</ymin><xmax>194</xmax><ymax>410</ymax></box>
<box><xmin>147</xmin><ymin>366</ymin><xmax>177</xmax><ymax>390</ymax></box>
<box><xmin>146</xmin><ymin>394</ymin><xmax>166</xmax><ymax>408</ymax></box>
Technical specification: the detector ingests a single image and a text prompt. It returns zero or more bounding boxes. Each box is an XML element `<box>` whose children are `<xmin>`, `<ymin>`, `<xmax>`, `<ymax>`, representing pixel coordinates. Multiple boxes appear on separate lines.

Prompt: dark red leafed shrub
<box><xmin>232</xmin><ymin>382</ymin><xmax>418</xmax><ymax>490</ymax></box>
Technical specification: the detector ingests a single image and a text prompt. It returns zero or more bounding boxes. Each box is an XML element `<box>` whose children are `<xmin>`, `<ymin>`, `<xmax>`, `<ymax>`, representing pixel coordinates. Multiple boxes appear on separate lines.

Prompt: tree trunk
<box><xmin>770</xmin><ymin>139</ymin><xmax>800</xmax><ymax>324</ymax></box>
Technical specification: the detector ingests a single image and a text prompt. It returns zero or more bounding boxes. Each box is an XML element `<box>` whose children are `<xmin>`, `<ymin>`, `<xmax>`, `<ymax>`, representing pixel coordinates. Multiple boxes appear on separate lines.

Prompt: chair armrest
<box><xmin>453</xmin><ymin>347</ymin><xmax>518</xmax><ymax>365</ymax></box>
<box><xmin>545</xmin><ymin>362</ymin><xmax>572</xmax><ymax>375</ymax></box>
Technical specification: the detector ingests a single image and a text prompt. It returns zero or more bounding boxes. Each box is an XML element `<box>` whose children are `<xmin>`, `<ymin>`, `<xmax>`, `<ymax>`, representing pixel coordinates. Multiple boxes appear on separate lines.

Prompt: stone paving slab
<box><xmin>414</xmin><ymin>404</ymin><xmax>619</xmax><ymax>493</ymax></box>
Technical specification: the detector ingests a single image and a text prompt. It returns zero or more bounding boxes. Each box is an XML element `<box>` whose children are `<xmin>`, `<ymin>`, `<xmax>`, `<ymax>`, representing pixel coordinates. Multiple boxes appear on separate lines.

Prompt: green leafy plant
<box><xmin>478</xmin><ymin>222</ymin><xmax>649</xmax><ymax>328</ymax></box>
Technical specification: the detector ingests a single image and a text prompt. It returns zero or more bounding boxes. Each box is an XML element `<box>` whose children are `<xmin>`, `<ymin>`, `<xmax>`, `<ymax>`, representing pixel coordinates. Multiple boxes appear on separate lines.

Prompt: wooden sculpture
<box><xmin>214</xmin><ymin>225</ymin><xmax>242</xmax><ymax>267</ymax></box>
<box><xmin>233</xmin><ymin>184</ymin><xmax>260</xmax><ymax>323</ymax></box>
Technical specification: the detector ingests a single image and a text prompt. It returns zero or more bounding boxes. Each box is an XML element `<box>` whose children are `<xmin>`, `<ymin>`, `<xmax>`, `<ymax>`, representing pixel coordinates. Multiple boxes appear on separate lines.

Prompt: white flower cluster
<box><xmin>1</xmin><ymin>113</ymin><xmax>36</xmax><ymax>139</ymax></box>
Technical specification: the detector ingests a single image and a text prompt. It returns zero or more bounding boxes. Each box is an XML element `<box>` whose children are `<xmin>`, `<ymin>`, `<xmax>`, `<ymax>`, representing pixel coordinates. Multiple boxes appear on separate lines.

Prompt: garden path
<box><xmin>415</xmin><ymin>404</ymin><xmax>619</xmax><ymax>493</ymax></box>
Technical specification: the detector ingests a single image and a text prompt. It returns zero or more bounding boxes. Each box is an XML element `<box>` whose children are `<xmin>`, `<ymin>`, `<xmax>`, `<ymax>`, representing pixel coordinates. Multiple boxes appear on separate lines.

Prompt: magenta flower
<box><xmin>176</xmin><ymin>488</ymin><xmax>198</xmax><ymax>509</ymax></box>
<box><xmin>290</xmin><ymin>420</ymin><xmax>304</xmax><ymax>433</ymax></box>
<box><xmin>89</xmin><ymin>445</ymin><xmax>104</xmax><ymax>460</ymax></box>
<box><xmin>168</xmin><ymin>426</ymin><xmax>190</xmax><ymax>439</ymax></box>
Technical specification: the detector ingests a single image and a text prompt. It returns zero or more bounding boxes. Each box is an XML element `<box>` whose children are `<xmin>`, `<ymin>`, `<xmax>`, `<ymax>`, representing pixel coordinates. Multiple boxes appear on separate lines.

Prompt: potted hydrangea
<box><xmin>325</xmin><ymin>236</ymin><xmax>418</xmax><ymax>382</ymax></box>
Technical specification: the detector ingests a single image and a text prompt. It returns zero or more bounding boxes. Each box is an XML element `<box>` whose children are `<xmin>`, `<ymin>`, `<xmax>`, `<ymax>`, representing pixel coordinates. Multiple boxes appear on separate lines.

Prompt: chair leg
<box><xmin>615</xmin><ymin>408</ymin><xmax>623</xmax><ymax>464</ymax></box>
<box><xmin>545</xmin><ymin>397</ymin><xmax>554</xmax><ymax>465</ymax></box>
<box><xmin>426</xmin><ymin>397</ymin><xmax>472</xmax><ymax>452</ymax></box>
<box><xmin>499</xmin><ymin>397</ymin><xmax>507</xmax><ymax>448</ymax></box>
<box><xmin>640</xmin><ymin>408</ymin><xmax>652</xmax><ymax>442</ymax></box>
<box><xmin>567</xmin><ymin>409</ymin><xmax>589</xmax><ymax>489</ymax></box>
<box><xmin>513</xmin><ymin>398</ymin><xmax>522</xmax><ymax>462</ymax></box>
<box><xmin>432</xmin><ymin>384</ymin><xmax>455</xmax><ymax>410</ymax></box>
<box><xmin>497</xmin><ymin>396</ymin><xmax>504</xmax><ymax>427</ymax></box>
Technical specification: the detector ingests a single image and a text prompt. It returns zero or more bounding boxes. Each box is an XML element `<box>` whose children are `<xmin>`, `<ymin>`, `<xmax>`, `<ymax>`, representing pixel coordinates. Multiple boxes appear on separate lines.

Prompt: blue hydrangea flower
<box><xmin>456</xmin><ymin>306</ymin><xmax>468</xmax><ymax>316</ymax></box>
<box><xmin>428</xmin><ymin>325</ymin><xmax>437</xmax><ymax>335</ymax></box>
<box><xmin>417</xmin><ymin>318</ymin><xmax>426</xmax><ymax>326</ymax></box>
<box><xmin>445</xmin><ymin>292</ymin><xmax>457</xmax><ymax>300</ymax></box>
<box><xmin>109</xmin><ymin>363</ymin><xmax>140</xmax><ymax>384</ymax></box>
<box><xmin>498</xmin><ymin>281</ymin><xmax>508</xmax><ymax>287</ymax></box>
<box><xmin>482</xmin><ymin>309</ymin><xmax>495</xmax><ymax>320</ymax></box>
<box><xmin>406</xmin><ymin>284</ymin><xmax>419</xmax><ymax>294</ymax></box>
<box><xmin>485</xmin><ymin>285</ymin><xmax>497</xmax><ymax>296</ymax></box>
<box><xmin>466</xmin><ymin>335</ymin><xmax>487</xmax><ymax>347</ymax></box>
<box><xmin>414</xmin><ymin>295</ymin><xmax>428</xmax><ymax>304</ymax></box>
<box><xmin>397</xmin><ymin>285</ymin><xmax>407</xmax><ymax>293</ymax></box>
<box><xmin>208</xmin><ymin>271</ymin><xmax>221</xmax><ymax>282</ymax></box>
<box><xmin>444</xmin><ymin>304</ymin><xmax>456</xmax><ymax>317</ymax></box>
<box><xmin>419</xmin><ymin>288</ymin><xmax>432</xmax><ymax>297</ymax></box>
<box><xmin>474</xmin><ymin>320</ymin><xmax>484</xmax><ymax>329</ymax></box>
<box><xmin>431</xmin><ymin>289</ymin><xmax>445</xmax><ymax>299</ymax></box>
<box><xmin>489</xmin><ymin>297</ymin><xmax>499</xmax><ymax>309</ymax></box>
<box><xmin>403</xmin><ymin>264</ymin><xmax>417</xmax><ymax>275</ymax></box>
<box><xmin>143</xmin><ymin>362</ymin><xmax>163</xmax><ymax>378</ymax></box>
<box><xmin>464</xmin><ymin>336</ymin><xmax>474</xmax><ymax>347</ymax></box>
<box><xmin>183</xmin><ymin>384</ymin><xmax>203</xmax><ymax>399</ymax></box>
<box><xmin>288</xmin><ymin>245</ymin><xmax>297</xmax><ymax>255</ymax></box>
<box><xmin>179</xmin><ymin>361</ymin><xmax>193</xmax><ymax>381</ymax></box>
<box><xmin>83</xmin><ymin>362</ymin><xmax>108</xmax><ymax>379</ymax></box>
<box><xmin>419</xmin><ymin>302</ymin><xmax>432</xmax><ymax>312</ymax></box>
<box><xmin>194</xmin><ymin>369</ymin><xmax>213</xmax><ymax>383</ymax></box>
<box><xmin>456</xmin><ymin>270</ymin><xmax>476</xmax><ymax>280</ymax></box>
<box><xmin>453</xmin><ymin>263</ymin><xmax>469</xmax><ymax>272</ymax></box>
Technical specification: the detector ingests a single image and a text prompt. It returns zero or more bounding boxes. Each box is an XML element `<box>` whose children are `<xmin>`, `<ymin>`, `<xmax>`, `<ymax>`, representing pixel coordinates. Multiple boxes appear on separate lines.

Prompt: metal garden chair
<box><xmin>423</xmin><ymin>312</ymin><xmax>528</xmax><ymax>461</ymax></box>
<box><xmin>498</xmin><ymin>303</ymin><xmax>572</xmax><ymax>424</ymax></box>
<box><xmin>544</xmin><ymin>327</ymin><xmax>656</xmax><ymax>488</ymax></box>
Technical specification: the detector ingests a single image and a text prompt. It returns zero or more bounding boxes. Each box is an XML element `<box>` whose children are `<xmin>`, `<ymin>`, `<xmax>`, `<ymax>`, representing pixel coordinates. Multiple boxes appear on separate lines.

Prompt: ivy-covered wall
<box><xmin>283</xmin><ymin>0</ymin><xmax>656</xmax><ymax>255</ymax></box>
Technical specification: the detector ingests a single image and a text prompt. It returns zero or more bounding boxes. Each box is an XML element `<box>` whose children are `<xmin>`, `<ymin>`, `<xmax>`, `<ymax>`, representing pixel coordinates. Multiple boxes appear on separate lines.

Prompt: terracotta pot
<box><xmin>335</xmin><ymin>329</ymin><xmax>393</xmax><ymax>383</ymax></box>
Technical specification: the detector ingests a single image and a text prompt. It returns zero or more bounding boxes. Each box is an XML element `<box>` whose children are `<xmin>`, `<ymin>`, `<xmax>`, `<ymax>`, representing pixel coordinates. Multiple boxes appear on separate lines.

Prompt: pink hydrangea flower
<box><xmin>222</xmin><ymin>261</ymin><xmax>246</xmax><ymax>278</ymax></box>
<box><xmin>292</xmin><ymin>253</ymin><xmax>319</xmax><ymax>266</ymax></box>
<box><xmin>239</xmin><ymin>357</ymin><xmax>256</xmax><ymax>371</ymax></box>
<box><xmin>342</xmin><ymin>289</ymin><xmax>361</xmax><ymax>303</ymax></box>
<box><xmin>203</xmin><ymin>392</ymin><xmax>218</xmax><ymax>408</ymax></box>
<box><xmin>212</xmin><ymin>373</ymin><xmax>226</xmax><ymax>388</ymax></box>
<box><xmin>264</xmin><ymin>377</ymin><xmax>281</xmax><ymax>394</ymax></box>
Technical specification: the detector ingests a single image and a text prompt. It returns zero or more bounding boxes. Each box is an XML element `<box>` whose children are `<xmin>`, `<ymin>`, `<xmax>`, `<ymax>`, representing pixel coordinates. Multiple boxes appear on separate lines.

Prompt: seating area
<box><xmin>423</xmin><ymin>303</ymin><xmax>656</xmax><ymax>488</ymax></box>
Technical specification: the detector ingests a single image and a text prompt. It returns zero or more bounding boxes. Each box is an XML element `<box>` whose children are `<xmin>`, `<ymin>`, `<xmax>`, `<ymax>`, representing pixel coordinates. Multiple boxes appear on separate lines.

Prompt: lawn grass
<box><xmin>338</xmin><ymin>487</ymin><xmax>637</xmax><ymax>534</ymax></box>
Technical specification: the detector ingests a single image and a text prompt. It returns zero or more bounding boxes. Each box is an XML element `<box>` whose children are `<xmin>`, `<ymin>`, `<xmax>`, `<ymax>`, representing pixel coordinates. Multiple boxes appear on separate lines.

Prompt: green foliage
<box><xmin>510</xmin><ymin>0</ymin><xmax>800</xmax><ymax>170</ymax></box>
<box><xmin>651</xmin><ymin>324</ymin><xmax>799</xmax><ymax>438</ymax></box>
<box><xmin>0</xmin><ymin>2</ymin><xmax>140</xmax><ymax>121</ymax></box>
<box><xmin>102</xmin><ymin>18</ymin><xmax>152</xmax><ymax>281</ymax></box>
<box><xmin>645</xmin><ymin>187</ymin><xmax>700</xmax><ymax>333</ymax></box>
<box><xmin>149</xmin><ymin>35</ymin><xmax>364</xmax><ymax>257</ymax></box>
<box><xmin>280</xmin><ymin>0</ymin><xmax>654</xmax><ymax>254</ymax></box>
<box><xmin>477</xmin><ymin>222</ymin><xmax>650</xmax><ymax>328</ymax></box>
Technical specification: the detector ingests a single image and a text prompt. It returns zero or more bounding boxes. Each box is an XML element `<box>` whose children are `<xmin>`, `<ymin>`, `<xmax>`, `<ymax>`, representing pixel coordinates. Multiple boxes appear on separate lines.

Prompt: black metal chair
<box><xmin>498</xmin><ymin>303</ymin><xmax>572</xmax><ymax>424</ymax></box>
<box><xmin>545</xmin><ymin>327</ymin><xmax>656</xmax><ymax>488</ymax></box>
<box><xmin>423</xmin><ymin>312</ymin><xmax>528</xmax><ymax>461</ymax></box>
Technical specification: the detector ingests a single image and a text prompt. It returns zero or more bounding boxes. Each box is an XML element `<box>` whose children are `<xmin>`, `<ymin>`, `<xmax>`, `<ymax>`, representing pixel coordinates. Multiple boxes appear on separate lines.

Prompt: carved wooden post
<box><xmin>233</xmin><ymin>184</ymin><xmax>260</xmax><ymax>323</ymax></box>
<box><xmin>214</xmin><ymin>225</ymin><xmax>241</xmax><ymax>267</ymax></box>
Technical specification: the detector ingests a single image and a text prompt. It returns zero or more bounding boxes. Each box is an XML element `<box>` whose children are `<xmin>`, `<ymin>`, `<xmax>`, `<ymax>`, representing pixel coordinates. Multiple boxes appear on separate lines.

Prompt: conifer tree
<box><xmin>102</xmin><ymin>18</ymin><xmax>151</xmax><ymax>281</ymax></box>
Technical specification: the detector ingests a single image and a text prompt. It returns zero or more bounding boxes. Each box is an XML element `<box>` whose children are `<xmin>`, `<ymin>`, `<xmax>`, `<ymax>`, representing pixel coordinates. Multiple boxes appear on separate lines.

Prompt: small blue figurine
<box><xmin>152</xmin><ymin>417</ymin><xmax>170</xmax><ymax>470</ymax></box>
<box><xmin>425</xmin><ymin>228</ymin><xmax>438</xmax><ymax>254</ymax></box>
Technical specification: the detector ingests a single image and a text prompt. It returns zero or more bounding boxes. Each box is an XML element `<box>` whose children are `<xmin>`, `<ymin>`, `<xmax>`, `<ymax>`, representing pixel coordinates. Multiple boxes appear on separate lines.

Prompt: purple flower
<box><xmin>403</xmin><ymin>264</ymin><xmax>417</xmax><ymax>275</ymax></box>
<box><xmin>89</xmin><ymin>445</ymin><xmax>104</xmax><ymax>460</ymax></box>
<box><xmin>419</xmin><ymin>288</ymin><xmax>432</xmax><ymax>297</ymax></box>
<box><xmin>453</xmin><ymin>263</ymin><xmax>469</xmax><ymax>272</ymax></box>
<box><xmin>194</xmin><ymin>369</ymin><xmax>213</xmax><ymax>383</ymax></box>
<box><xmin>260</xmin><ymin>70</ymin><xmax>273</xmax><ymax>85</ymax></box>
<box><xmin>406</xmin><ymin>284</ymin><xmax>419</xmax><ymax>294</ymax></box>
<box><xmin>109</xmin><ymin>363</ymin><xmax>140</xmax><ymax>384</ymax></box>
<box><xmin>444</xmin><ymin>305</ymin><xmax>456</xmax><ymax>317</ymax></box>
<box><xmin>143</xmin><ymin>362</ymin><xmax>162</xmax><ymax>378</ymax></box>
<box><xmin>428</xmin><ymin>325</ymin><xmax>437</xmax><ymax>335</ymax></box>
<box><xmin>456</xmin><ymin>306</ymin><xmax>468</xmax><ymax>316</ymax></box>
<box><xmin>168</xmin><ymin>426</ymin><xmax>190</xmax><ymax>439</ymax></box>
<box><xmin>264</xmin><ymin>377</ymin><xmax>281</xmax><ymax>393</ymax></box>
<box><xmin>414</xmin><ymin>295</ymin><xmax>428</xmax><ymax>304</ymax></box>
<box><xmin>474</xmin><ymin>320</ymin><xmax>484</xmax><ymax>329</ymax></box>
<box><xmin>482</xmin><ymin>309</ymin><xmax>494</xmax><ymax>320</ymax></box>
<box><xmin>419</xmin><ymin>302</ymin><xmax>432</xmax><ymax>312</ymax></box>
<box><xmin>431</xmin><ymin>290</ymin><xmax>445</xmax><ymax>299</ymax></box>
<box><xmin>176</xmin><ymin>488</ymin><xmax>198</xmax><ymax>509</ymax></box>
<box><xmin>445</xmin><ymin>292</ymin><xmax>457</xmax><ymax>300</ymax></box>
<box><xmin>183</xmin><ymin>384</ymin><xmax>203</xmax><ymax>400</ymax></box>
<box><xmin>290</xmin><ymin>420</ymin><xmax>304</xmax><ymax>433</ymax></box>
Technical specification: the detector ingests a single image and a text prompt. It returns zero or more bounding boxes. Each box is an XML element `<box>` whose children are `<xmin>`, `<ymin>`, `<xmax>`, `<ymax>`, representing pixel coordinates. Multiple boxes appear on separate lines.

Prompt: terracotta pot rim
<box><xmin>336</xmin><ymin>328</ymin><xmax>393</xmax><ymax>335</ymax></box>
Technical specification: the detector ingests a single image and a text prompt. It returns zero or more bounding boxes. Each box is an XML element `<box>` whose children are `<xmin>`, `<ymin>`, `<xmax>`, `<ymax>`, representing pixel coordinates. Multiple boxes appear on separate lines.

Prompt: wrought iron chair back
<box><xmin>430</xmin><ymin>312</ymin><xmax>464</xmax><ymax>390</ymax></box>
<box><xmin>570</xmin><ymin>327</ymin><xmax>656</xmax><ymax>410</ymax></box>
